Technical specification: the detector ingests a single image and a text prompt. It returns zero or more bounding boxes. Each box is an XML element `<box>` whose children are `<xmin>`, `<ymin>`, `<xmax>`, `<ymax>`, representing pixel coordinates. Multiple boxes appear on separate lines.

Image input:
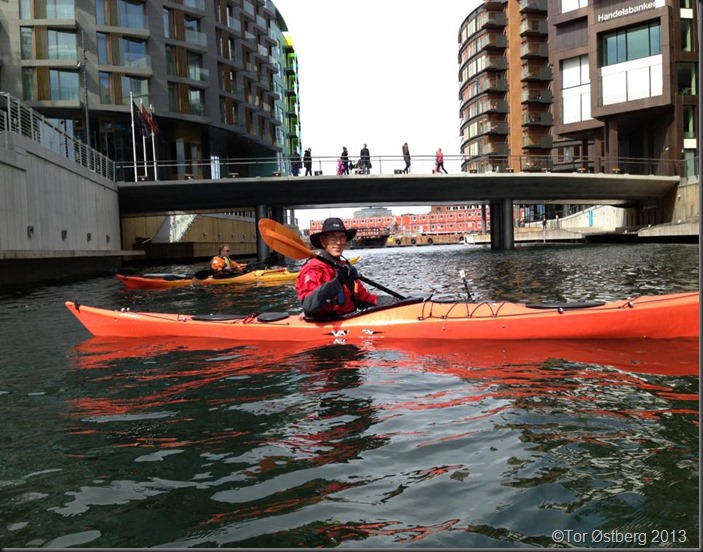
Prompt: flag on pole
<box><xmin>141</xmin><ymin>104</ymin><xmax>161</xmax><ymax>135</ymax></box>
<box><xmin>133</xmin><ymin>101</ymin><xmax>150</xmax><ymax>138</ymax></box>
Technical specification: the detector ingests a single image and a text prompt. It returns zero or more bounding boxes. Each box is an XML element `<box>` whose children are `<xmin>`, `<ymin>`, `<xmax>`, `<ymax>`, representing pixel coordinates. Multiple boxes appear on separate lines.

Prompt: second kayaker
<box><xmin>210</xmin><ymin>244</ymin><xmax>245</xmax><ymax>275</ymax></box>
<box><xmin>296</xmin><ymin>217</ymin><xmax>382</xmax><ymax>318</ymax></box>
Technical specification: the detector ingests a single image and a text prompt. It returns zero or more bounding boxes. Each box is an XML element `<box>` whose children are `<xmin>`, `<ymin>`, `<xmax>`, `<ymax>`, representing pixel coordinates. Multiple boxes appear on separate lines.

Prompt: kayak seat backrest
<box><xmin>525</xmin><ymin>301</ymin><xmax>605</xmax><ymax>310</ymax></box>
<box><xmin>192</xmin><ymin>314</ymin><xmax>247</xmax><ymax>321</ymax></box>
<box><xmin>257</xmin><ymin>312</ymin><xmax>289</xmax><ymax>322</ymax></box>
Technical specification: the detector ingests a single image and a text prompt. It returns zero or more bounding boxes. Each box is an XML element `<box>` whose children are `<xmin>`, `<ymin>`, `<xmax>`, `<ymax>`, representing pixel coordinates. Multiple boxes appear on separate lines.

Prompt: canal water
<box><xmin>0</xmin><ymin>243</ymin><xmax>699</xmax><ymax>548</ymax></box>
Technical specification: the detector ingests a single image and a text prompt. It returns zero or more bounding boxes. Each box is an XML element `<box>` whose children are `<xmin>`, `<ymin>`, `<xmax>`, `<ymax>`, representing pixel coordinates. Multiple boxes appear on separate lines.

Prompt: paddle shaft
<box><xmin>315</xmin><ymin>254</ymin><xmax>406</xmax><ymax>300</ymax></box>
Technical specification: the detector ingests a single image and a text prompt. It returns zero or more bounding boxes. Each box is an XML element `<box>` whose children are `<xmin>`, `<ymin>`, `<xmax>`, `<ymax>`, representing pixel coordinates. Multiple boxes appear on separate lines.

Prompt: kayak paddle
<box><xmin>258</xmin><ymin>218</ymin><xmax>406</xmax><ymax>300</ymax></box>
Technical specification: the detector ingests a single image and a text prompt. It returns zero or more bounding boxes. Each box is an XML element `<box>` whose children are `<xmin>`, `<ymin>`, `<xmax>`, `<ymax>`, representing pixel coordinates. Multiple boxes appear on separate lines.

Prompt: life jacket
<box><xmin>211</xmin><ymin>255</ymin><xmax>232</xmax><ymax>271</ymax></box>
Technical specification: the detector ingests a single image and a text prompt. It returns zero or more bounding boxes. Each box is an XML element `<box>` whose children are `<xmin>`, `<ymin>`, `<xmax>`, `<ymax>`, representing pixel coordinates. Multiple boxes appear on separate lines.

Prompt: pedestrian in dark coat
<box><xmin>303</xmin><ymin>148</ymin><xmax>312</xmax><ymax>176</ymax></box>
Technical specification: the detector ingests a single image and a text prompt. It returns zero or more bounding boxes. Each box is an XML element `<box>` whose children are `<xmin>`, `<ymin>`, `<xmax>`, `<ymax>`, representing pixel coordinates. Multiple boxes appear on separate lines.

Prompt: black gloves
<box><xmin>336</xmin><ymin>264</ymin><xmax>359</xmax><ymax>286</ymax></box>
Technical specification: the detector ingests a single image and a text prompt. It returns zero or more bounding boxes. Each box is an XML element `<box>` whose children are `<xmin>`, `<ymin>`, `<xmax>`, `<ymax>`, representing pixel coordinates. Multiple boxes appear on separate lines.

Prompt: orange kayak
<box><xmin>65</xmin><ymin>292</ymin><xmax>698</xmax><ymax>342</ymax></box>
<box><xmin>115</xmin><ymin>256</ymin><xmax>360</xmax><ymax>288</ymax></box>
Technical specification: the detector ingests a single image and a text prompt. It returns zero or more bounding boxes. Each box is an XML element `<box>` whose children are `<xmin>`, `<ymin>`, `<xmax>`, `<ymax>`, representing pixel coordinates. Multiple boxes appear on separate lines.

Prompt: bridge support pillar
<box><xmin>489</xmin><ymin>199</ymin><xmax>515</xmax><ymax>250</ymax></box>
<box><xmin>269</xmin><ymin>207</ymin><xmax>285</xmax><ymax>265</ymax></box>
<box><xmin>255</xmin><ymin>204</ymin><xmax>270</xmax><ymax>263</ymax></box>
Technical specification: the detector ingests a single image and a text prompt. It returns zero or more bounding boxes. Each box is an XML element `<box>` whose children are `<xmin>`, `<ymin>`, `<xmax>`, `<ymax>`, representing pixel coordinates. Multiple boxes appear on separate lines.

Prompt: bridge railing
<box><xmin>0</xmin><ymin>92</ymin><xmax>115</xmax><ymax>180</ymax></box>
<box><xmin>116</xmin><ymin>152</ymin><xmax>694</xmax><ymax>182</ymax></box>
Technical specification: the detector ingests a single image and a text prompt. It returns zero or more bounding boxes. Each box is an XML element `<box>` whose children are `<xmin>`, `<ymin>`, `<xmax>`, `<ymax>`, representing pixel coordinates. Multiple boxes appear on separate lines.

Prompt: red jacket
<box><xmin>296</xmin><ymin>257</ymin><xmax>377</xmax><ymax>316</ymax></box>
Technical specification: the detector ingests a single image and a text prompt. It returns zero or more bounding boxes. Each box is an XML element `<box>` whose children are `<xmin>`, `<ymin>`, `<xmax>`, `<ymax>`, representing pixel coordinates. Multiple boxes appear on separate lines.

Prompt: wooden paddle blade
<box><xmin>258</xmin><ymin>219</ymin><xmax>315</xmax><ymax>260</ymax></box>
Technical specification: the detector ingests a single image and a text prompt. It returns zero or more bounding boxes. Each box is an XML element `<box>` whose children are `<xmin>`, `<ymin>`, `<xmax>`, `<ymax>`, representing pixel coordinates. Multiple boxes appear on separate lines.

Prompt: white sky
<box><xmin>272</xmin><ymin>0</ymin><xmax>480</xmax><ymax>230</ymax></box>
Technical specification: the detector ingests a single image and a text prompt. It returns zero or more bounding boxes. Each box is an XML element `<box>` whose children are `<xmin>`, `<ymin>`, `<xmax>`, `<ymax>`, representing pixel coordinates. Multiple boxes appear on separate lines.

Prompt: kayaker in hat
<box><xmin>210</xmin><ymin>244</ymin><xmax>245</xmax><ymax>275</ymax></box>
<box><xmin>296</xmin><ymin>217</ymin><xmax>382</xmax><ymax>318</ymax></box>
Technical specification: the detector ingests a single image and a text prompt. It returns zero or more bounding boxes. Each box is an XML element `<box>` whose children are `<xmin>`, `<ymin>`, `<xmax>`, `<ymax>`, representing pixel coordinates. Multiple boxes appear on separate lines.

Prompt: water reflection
<box><xmin>54</xmin><ymin>336</ymin><xmax>700</xmax><ymax>547</ymax></box>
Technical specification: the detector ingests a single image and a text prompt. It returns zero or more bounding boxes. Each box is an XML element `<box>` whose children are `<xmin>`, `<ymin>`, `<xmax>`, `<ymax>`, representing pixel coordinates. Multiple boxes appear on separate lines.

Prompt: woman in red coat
<box><xmin>296</xmin><ymin>218</ymin><xmax>379</xmax><ymax>318</ymax></box>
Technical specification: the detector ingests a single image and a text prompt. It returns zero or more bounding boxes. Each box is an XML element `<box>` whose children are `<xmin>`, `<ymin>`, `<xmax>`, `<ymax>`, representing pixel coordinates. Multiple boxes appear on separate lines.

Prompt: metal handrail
<box><xmin>114</xmin><ymin>152</ymin><xmax>694</xmax><ymax>182</ymax></box>
<box><xmin>0</xmin><ymin>92</ymin><xmax>116</xmax><ymax>181</ymax></box>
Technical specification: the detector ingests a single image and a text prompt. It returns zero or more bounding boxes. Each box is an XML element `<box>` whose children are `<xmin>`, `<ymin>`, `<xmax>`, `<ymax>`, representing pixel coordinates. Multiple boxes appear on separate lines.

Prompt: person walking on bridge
<box><xmin>341</xmin><ymin>147</ymin><xmax>350</xmax><ymax>175</ymax></box>
<box><xmin>359</xmin><ymin>144</ymin><xmax>371</xmax><ymax>174</ymax></box>
<box><xmin>402</xmin><ymin>142</ymin><xmax>411</xmax><ymax>173</ymax></box>
<box><xmin>303</xmin><ymin>148</ymin><xmax>312</xmax><ymax>176</ymax></box>
<box><xmin>435</xmin><ymin>148</ymin><xmax>448</xmax><ymax>174</ymax></box>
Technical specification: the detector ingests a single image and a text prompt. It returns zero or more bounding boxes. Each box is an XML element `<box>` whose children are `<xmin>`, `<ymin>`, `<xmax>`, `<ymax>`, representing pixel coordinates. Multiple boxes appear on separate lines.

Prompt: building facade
<box><xmin>458</xmin><ymin>0</ymin><xmax>553</xmax><ymax>174</ymax></box>
<box><xmin>0</xmin><ymin>0</ymin><xmax>301</xmax><ymax>180</ymax></box>
<box><xmin>549</xmin><ymin>0</ymin><xmax>698</xmax><ymax>179</ymax></box>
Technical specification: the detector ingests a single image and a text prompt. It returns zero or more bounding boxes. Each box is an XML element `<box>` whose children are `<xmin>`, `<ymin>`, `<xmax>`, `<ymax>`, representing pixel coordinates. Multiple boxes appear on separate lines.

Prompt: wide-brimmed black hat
<box><xmin>310</xmin><ymin>217</ymin><xmax>357</xmax><ymax>249</ymax></box>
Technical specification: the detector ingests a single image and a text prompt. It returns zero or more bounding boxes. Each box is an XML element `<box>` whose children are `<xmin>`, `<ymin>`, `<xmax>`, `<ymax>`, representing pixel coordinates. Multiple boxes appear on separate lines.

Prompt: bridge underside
<box><xmin>117</xmin><ymin>173</ymin><xmax>680</xmax><ymax>253</ymax></box>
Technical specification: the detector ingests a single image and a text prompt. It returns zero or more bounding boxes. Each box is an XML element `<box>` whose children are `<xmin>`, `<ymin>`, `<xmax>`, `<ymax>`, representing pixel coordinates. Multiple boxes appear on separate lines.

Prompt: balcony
<box><xmin>122</xmin><ymin>52</ymin><xmax>151</xmax><ymax>69</ymax></box>
<box><xmin>519</xmin><ymin>0</ymin><xmax>548</xmax><ymax>13</ymax></box>
<box><xmin>484</xmin><ymin>55</ymin><xmax>507</xmax><ymax>71</ymax></box>
<box><xmin>183</xmin><ymin>0</ymin><xmax>205</xmax><ymax>10</ymax></box>
<box><xmin>522</xmin><ymin>111</ymin><xmax>553</xmax><ymax>126</ymax></box>
<box><xmin>485</xmin><ymin>99</ymin><xmax>509</xmax><ymax>113</ymax></box>
<box><xmin>521</xmin><ymin>89</ymin><xmax>553</xmax><ymax>104</ymax></box>
<box><xmin>187</xmin><ymin>66</ymin><xmax>209</xmax><ymax>82</ymax></box>
<box><xmin>484</xmin><ymin>34</ymin><xmax>508</xmax><ymax>50</ymax></box>
<box><xmin>485</xmin><ymin>0</ymin><xmax>508</xmax><ymax>9</ymax></box>
<box><xmin>520</xmin><ymin>41</ymin><xmax>548</xmax><ymax>59</ymax></box>
<box><xmin>116</xmin><ymin>13</ymin><xmax>148</xmax><ymax>30</ymax></box>
<box><xmin>521</xmin><ymin>64</ymin><xmax>552</xmax><ymax>81</ymax></box>
<box><xmin>478</xmin><ymin>11</ymin><xmax>506</xmax><ymax>29</ymax></box>
<box><xmin>184</xmin><ymin>28</ymin><xmax>208</xmax><ymax>48</ymax></box>
<box><xmin>520</xmin><ymin>18</ymin><xmax>547</xmax><ymax>36</ymax></box>
<box><xmin>522</xmin><ymin>134</ymin><xmax>553</xmax><ymax>149</ymax></box>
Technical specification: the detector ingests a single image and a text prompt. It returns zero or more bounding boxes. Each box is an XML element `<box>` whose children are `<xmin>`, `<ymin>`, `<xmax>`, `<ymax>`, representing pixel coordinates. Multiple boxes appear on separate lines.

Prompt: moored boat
<box><xmin>65</xmin><ymin>291</ymin><xmax>699</xmax><ymax>343</ymax></box>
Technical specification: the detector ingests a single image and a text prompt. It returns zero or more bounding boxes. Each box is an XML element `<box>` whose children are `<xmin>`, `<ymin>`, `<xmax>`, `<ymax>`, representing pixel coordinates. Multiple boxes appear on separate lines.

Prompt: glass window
<box><xmin>678</xmin><ymin>63</ymin><xmax>697</xmax><ymax>95</ymax></box>
<box><xmin>50</xmin><ymin>69</ymin><xmax>79</xmax><ymax>100</ymax></box>
<box><xmin>97</xmin><ymin>33</ymin><xmax>109</xmax><ymax>64</ymax></box>
<box><xmin>681</xmin><ymin>19</ymin><xmax>693</xmax><ymax>51</ymax></box>
<box><xmin>627</xmin><ymin>25</ymin><xmax>650</xmax><ymax>60</ymax></box>
<box><xmin>48</xmin><ymin>29</ymin><xmax>76</xmax><ymax>60</ymax></box>
<box><xmin>96</xmin><ymin>0</ymin><xmax>107</xmax><ymax>25</ymax></box>
<box><xmin>22</xmin><ymin>68</ymin><xmax>35</xmax><ymax>100</ymax></box>
<box><xmin>601</xmin><ymin>21</ymin><xmax>660</xmax><ymax>66</ymax></box>
<box><xmin>168</xmin><ymin>82</ymin><xmax>179</xmax><ymax>112</ymax></box>
<box><xmin>163</xmin><ymin>8</ymin><xmax>172</xmax><ymax>39</ymax></box>
<box><xmin>20</xmin><ymin>28</ymin><xmax>33</xmax><ymax>59</ymax></box>
<box><xmin>649</xmin><ymin>22</ymin><xmax>661</xmax><ymax>55</ymax></box>
<box><xmin>46</xmin><ymin>0</ymin><xmax>75</xmax><ymax>19</ymax></box>
<box><xmin>683</xmin><ymin>105</ymin><xmax>695</xmax><ymax>138</ymax></box>
<box><xmin>20</xmin><ymin>0</ymin><xmax>31</xmax><ymax>19</ymax></box>
<box><xmin>121</xmin><ymin>75</ymin><xmax>149</xmax><ymax>104</ymax></box>
<box><xmin>166</xmin><ymin>46</ymin><xmax>175</xmax><ymax>75</ymax></box>
<box><xmin>120</xmin><ymin>37</ymin><xmax>147</xmax><ymax>68</ymax></box>
<box><xmin>118</xmin><ymin>0</ymin><xmax>145</xmax><ymax>29</ymax></box>
<box><xmin>99</xmin><ymin>71</ymin><xmax>111</xmax><ymax>104</ymax></box>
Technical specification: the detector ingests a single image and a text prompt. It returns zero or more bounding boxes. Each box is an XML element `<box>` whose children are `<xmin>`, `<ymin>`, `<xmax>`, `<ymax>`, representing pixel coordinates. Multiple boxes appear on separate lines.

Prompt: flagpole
<box><xmin>150</xmin><ymin>104</ymin><xmax>158</xmax><ymax>181</ymax></box>
<box><xmin>130</xmin><ymin>91</ymin><xmax>137</xmax><ymax>182</ymax></box>
<box><xmin>139</xmin><ymin>99</ymin><xmax>148</xmax><ymax>178</ymax></box>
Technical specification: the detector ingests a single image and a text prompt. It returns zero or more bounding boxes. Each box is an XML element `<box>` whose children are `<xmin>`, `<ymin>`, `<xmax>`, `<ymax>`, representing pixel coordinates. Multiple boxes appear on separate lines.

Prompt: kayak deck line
<box><xmin>65</xmin><ymin>291</ymin><xmax>699</xmax><ymax>342</ymax></box>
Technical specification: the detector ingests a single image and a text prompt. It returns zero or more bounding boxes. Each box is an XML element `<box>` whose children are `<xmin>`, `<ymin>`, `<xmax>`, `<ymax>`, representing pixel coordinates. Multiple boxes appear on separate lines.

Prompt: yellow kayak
<box><xmin>116</xmin><ymin>256</ymin><xmax>360</xmax><ymax>288</ymax></box>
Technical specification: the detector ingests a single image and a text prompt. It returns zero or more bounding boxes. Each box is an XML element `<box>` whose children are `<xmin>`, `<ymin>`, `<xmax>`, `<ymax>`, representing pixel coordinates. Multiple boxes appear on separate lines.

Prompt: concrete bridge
<box><xmin>117</xmin><ymin>171</ymin><xmax>680</xmax><ymax>252</ymax></box>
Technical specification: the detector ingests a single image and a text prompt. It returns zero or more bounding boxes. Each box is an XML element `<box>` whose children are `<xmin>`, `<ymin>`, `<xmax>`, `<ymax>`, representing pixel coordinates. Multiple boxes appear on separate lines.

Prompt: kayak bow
<box><xmin>66</xmin><ymin>292</ymin><xmax>698</xmax><ymax>342</ymax></box>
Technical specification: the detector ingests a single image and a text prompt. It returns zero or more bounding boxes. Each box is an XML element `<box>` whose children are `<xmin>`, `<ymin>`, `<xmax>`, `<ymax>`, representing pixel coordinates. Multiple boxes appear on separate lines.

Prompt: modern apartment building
<box><xmin>0</xmin><ymin>0</ymin><xmax>301</xmax><ymax>180</ymax></box>
<box><xmin>549</xmin><ymin>0</ymin><xmax>698</xmax><ymax>178</ymax></box>
<box><xmin>458</xmin><ymin>0</ymin><xmax>553</xmax><ymax>173</ymax></box>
